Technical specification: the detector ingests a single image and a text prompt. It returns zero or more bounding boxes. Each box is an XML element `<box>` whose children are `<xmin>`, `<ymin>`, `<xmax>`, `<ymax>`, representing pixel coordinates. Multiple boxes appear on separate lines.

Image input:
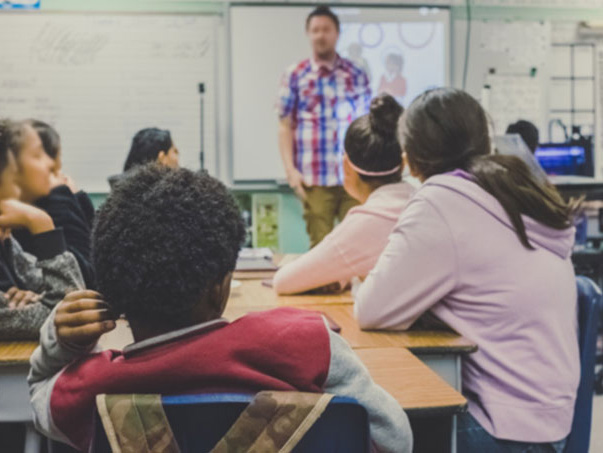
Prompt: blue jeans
<box><xmin>457</xmin><ymin>412</ymin><xmax>567</xmax><ymax>453</ymax></box>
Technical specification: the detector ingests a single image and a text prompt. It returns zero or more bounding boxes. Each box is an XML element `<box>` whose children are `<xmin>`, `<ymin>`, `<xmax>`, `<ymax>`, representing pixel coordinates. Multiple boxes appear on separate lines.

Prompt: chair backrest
<box><xmin>565</xmin><ymin>276</ymin><xmax>602</xmax><ymax>453</ymax></box>
<box><xmin>89</xmin><ymin>393</ymin><xmax>370</xmax><ymax>453</ymax></box>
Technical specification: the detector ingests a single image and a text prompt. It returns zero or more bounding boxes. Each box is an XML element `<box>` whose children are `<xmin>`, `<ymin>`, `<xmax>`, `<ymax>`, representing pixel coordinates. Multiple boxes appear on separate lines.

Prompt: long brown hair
<box><xmin>400</xmin><ymin>88</ymin><xmax>572</xmax><ymax>249</ymax></box>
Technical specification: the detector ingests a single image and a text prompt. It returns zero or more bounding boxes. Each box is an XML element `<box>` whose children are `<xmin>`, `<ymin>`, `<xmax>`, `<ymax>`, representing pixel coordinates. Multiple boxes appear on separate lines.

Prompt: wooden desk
<box><xmin>356</xmin><ymin>348</ymin><xmax>465</xmax><ymax>415</ymax></box>
<box><xmin>225</xmin><ymin>303</ymin><xmax>474</xmax><ymax>353</ymax></box>
<box><xmin>228</xmin><ymin>279</ymin><xmax>353</xmax><ymax>309</ymax></box>
<box><xmin>226</xmin><ymin>281</ymin><xmax>477</xmax><ymax>392</ymax></box>
<box><xmin>232</xmin><ymin>270</ymin><xmax>276</xmax><ymax>280</ymax></box>
<box><xmin>0</xmin><ymin>341</ymin><xmax>37</xmax><ymax>365</ymax></box>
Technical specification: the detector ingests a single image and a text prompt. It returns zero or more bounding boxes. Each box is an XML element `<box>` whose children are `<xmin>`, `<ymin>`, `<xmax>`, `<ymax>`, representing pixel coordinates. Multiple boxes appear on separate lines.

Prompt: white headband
<box><xmin>345</xmin><ymin>153</ymin><xmax>401</xmax><ymax>177</ymax></box>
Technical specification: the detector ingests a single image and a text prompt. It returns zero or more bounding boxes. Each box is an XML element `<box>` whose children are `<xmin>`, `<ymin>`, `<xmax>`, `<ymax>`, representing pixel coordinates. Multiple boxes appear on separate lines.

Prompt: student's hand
<box><xmin>54</xmin><ymin>290</ymin><xmax>116</xmax><ymax>349</ymax></box>
<box><xmin>286</xmin><ymin>168</ymin><xmax>307</xmax><ymax>200</ymax></box>
<box><xmin>50</xmin><ymin>172</ymin><xmax>77</xmax><ymax>193</ymax></box>
<box><xmin>308</xmin><ymin>282</ymin><xmax>343</xmax><ymax>294</ymax></box>
<box><xmin>62</xmin><ymin>174</ymin><xmax>77</xmax><ymax>193</ymax></box>
<box><xmin>5</xmin><ymin>287</ymin><xmax>42</xmax><ymax>309</ymax></box>
<box><xmin>0</xmin><ymin>200</ymin><xmax>54</xmax><ymax>234</ymax></box>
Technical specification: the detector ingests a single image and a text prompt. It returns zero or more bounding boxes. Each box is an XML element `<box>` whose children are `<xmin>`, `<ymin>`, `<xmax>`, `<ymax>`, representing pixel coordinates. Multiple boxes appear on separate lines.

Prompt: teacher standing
<box><xmin>277</xmin><ymin>6</ymin><xmax>372</xmax><ymax>247</ymax></box>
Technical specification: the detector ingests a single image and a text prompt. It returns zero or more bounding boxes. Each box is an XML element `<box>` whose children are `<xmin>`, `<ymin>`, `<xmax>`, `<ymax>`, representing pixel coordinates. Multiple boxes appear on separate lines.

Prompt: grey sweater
<box><xmin>0</xmin><ymin>231</ymin><xmax>84</xmax><ymax>340</ymax></box>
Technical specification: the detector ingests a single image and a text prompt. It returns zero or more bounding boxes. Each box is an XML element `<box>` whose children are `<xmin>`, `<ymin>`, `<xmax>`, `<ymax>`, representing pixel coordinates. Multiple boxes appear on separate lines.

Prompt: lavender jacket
<box><xmin>354</xmin><ymin>172</ymin><xmax>580</xmax><ymax>443</ymax></box>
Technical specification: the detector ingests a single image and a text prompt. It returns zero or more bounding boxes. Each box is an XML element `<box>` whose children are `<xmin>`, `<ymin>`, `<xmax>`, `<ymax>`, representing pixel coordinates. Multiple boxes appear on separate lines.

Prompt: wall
<box><xmin>88</xmin><ymin>190</ymin><xmax>310</xmax><ymax>253</ymax></box>
<box><xmin>11</xmin><ymin>0</ymin><xmax>603</xmax><ymax>253</ymax></box>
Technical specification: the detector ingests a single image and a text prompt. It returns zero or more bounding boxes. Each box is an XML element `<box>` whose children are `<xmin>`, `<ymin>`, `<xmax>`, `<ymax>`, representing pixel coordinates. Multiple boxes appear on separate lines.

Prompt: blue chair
<box><xmin>89</xmin><ymin>393</ymin><xmax>370</xmax><ymax>453</ymax></box>
<box><xmin>565</xmin><ymin>276</ymin><xmax>602</xmax><ymax>453</ymax></box>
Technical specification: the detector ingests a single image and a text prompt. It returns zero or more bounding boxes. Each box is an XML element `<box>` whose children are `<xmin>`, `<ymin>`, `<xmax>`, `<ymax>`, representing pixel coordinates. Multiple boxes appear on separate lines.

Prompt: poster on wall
<box><xmin>252</xmin><ymin>194</ymin><xmax>280</xmax><ymax>250</ymax></box>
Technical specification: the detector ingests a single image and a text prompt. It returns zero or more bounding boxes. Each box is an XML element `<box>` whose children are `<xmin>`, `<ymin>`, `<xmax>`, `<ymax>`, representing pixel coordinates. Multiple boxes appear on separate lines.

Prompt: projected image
<box><xmin>338</xmin><ymin>21</ymin><xmax>446</xmax><ymax>107</ymax></box>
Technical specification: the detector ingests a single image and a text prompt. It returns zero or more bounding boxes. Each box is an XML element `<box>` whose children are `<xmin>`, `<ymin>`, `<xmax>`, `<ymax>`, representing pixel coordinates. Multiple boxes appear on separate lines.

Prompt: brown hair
<box><xmin>344</xmin><ymin>94</ymin><xmax>404</xmax><ymax>187</ymax></box>
<box><xmin>400</xmin><ymin>88</ymin><xmax>572</xmax><ymax>249</ymax></box>
<box><xmin>306</xmin><ymin>5</ymin><xmax>340</xmax><ymax>32</ymax></box>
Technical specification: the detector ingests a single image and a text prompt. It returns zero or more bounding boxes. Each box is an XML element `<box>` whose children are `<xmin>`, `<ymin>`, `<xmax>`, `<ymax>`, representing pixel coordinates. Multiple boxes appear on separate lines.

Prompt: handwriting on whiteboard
<box><xmin>31</xmin><ymin>23</ymin><xmax>109</xmax><ymax>66</ymax></box>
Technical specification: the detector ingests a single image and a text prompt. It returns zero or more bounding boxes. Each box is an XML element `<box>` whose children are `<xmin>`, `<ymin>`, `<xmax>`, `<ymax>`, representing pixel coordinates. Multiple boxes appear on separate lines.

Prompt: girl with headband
<box><xmin>274</xmin><ymin>94</ymin><xmax>415</xmax><ymax>295</ymax></box>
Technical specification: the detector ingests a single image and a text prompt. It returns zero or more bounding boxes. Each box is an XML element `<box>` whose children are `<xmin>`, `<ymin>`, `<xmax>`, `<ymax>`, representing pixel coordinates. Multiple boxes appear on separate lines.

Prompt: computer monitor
<box><xmin>535</xmin><ymin>143</ymin><xmax>592</xmax><ymax>177</ymax></box>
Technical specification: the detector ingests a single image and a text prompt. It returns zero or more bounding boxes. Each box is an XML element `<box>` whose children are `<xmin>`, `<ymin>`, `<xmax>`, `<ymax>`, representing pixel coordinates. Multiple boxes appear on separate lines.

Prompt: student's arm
<box><xmin>28</xmin><ymin>292</ymin><xmax>115</xmax><ymax>442</ymax></box>
<box><xmin>276</xmin><ymin>69</ymin><xmax>305</xmax><ymax>200</ymax></box>
<box><xmin>273</xmin><ymin>215</ymin><xmax>365</xmax><ymax>295</ymax></box>
<box><xmin>354</xmin><ymin>197</ymin><xmax>457</xmax><ymax>330</ymax></box>
<box><xmin>0</xmin><ymin>199</ymin><xmax>54</xmax><ymax>235</ymax></box>
<box><xmin>11</xmin><ymin>228</ymin><xmax>85</xmax><ymax>305</ymax></box>
<box><xmin>323</xmin><ymin>325</ymin><xmax>412</xmax><ymax>453</ymax></box>
<box><xmin>0</xmin><ymin>303</ymin><xmax>51</xmax><ymax>340</ymax></box>
<box><xmin>278</xmin><ymin>118</ymin><xmax>305</xmax><ymax>200</ymax></box>
<box><xmin>35</xmin><ymin>185</ymin><xmax>96</xmax><ymax>288</ymax></box>
<box><xmin>0</xmin><ymin>200</ymin><xmax>85</xmax><ymax>339</ymax></box>
<box><xmin>0</xmin><ymin>236</ymin><xmax>84</xmax><ymax>340</ymax></box>
<box><xmin>74</xmin><ymin>190</ymin><xmax>95</xmax><ymax>229</ymax></box>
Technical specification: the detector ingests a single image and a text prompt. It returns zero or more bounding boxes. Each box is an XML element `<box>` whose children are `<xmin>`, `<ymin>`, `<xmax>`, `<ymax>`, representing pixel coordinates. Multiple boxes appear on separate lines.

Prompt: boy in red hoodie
<box><xmin>28</xmin><ymin>165</ymin><xmax>411</xmax><ymax>452</ymax></box>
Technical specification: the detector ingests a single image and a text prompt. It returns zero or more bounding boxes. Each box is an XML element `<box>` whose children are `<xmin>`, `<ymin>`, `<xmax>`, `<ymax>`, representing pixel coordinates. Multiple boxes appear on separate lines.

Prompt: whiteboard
<box><xmin>0</xmin><ymin>13</ymin><xmax>217</xmax><ymax>192</ymax></box>
<box><xmin>230</xmin><ymin>5</ymin><xmax>450</xmax><ymax>183</ymax></box>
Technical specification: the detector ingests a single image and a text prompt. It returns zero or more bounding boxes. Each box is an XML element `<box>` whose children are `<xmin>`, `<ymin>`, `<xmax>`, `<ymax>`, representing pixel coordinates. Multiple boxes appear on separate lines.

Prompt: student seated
<box><xmin>273</xmin><ymin>94</ymin><xmax>415</xmax><ymax>294</ymax></box>
<box><xmin>354</xmin><ymin>88</ymin><xmax>579</xmax><ymax>452</ymax></box>
<box><xmin>109</xmin><ymin>127</ymin><xmax>179</xmax><ymax>189</ymax></box>
<box><xmin>28</xmin><ymin>165</ymin><xmax>411</xmax><ymax>453</ymax></box>
<box><xmin>506</xmin><ymin>119</ymin><xmax>539</xmax><ymax>154</ymax></box>
<box><xmin>11</xmin><ymin>120</ymin><xmax>96</xmax><ymax>288</ymax></box>
<box><xmin>0</xmin><ymin>120</ymin><xmax>84</xmax><ymax>339</ymax></box>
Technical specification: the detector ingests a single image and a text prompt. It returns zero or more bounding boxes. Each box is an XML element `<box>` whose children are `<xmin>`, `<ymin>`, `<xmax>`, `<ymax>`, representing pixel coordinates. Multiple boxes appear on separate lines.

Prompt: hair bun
<box><xmin>369</xmin><ymin>94</ymin><xmax>403</xmax><ymax>139</ymax></box>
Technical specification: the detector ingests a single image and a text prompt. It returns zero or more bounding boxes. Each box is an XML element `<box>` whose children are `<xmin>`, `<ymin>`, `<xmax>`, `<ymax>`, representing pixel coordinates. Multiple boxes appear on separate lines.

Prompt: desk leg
<box><xmin>416</xmin><ymin>354</ymin><xmax>462</xmax><ymax>391</ymax></box>
<box><xmin>451</xmin><ymin>415</ymin><xmax>457</xmax><ymax>453</ymax></box>
<box><xmin>0</xmin><ymin>364</ymin><xmax>34</xmax><ymax>421</ymax></box>
<box><xmin>24</xmin><ymin>423</ymin><xmax>42</xmax><ymax>453</ymax></box>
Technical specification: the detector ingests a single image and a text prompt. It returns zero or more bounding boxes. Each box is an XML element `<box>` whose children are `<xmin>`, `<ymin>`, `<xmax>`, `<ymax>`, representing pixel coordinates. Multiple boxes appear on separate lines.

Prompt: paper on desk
<box><xmin>238</xmin><ymin>248</ymin><xmax>273</xmax><ymax>260</ymax></box>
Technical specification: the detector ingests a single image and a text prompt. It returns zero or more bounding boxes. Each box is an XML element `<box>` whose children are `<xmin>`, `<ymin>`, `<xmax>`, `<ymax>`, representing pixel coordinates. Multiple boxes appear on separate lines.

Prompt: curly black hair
<box><xmin>92</xmin><ymin>165</ymin><xmax>245</xmax><ymax>327</ymax></box>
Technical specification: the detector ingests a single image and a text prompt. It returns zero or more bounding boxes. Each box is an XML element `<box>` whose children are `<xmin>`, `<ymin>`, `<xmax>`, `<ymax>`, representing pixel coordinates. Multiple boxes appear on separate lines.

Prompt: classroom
<box><xmin>0</xmin><ymin>0</ymin><xmax>602</xmax><ymax>451</ymax></box>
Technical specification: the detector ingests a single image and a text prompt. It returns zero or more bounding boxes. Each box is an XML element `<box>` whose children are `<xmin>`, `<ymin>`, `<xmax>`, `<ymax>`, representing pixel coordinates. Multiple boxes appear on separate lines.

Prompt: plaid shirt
<box><xmin>277</xmin><ymin>55</ymin><xmax>371</xmax><ymax>187</ymax></box>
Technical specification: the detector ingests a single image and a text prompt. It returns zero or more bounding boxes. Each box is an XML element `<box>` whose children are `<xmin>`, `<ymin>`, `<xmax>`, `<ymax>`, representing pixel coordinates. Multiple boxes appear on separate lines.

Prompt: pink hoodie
<box><xmin>273</xmin><ymin>182</ymin><xmax>415</xmax><ymax>294</ymax></box>
<box><xmin>354</xmin><ymin>173</ymin><xmax>580</xmax><ymax>443</ymax></box>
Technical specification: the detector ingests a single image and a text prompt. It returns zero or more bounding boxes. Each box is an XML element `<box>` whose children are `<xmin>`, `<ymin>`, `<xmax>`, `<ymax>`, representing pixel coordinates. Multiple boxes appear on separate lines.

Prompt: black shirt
<box><xmin>13</xmin><ymin>185</ymin><xmax>96</xmax><ymax>288</ymax></box>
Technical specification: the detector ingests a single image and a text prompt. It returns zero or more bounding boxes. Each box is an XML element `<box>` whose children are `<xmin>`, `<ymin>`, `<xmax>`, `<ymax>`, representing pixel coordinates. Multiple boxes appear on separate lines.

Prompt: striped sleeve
<box><xmin>355</xmin><ymin>67</ymin><xmax>372</xmax><ymax>117</ymax></box>
<box><xmin>276</xmin><ymin>66</ymin><xmax>299</xmax><ymax>119</ymax></box>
